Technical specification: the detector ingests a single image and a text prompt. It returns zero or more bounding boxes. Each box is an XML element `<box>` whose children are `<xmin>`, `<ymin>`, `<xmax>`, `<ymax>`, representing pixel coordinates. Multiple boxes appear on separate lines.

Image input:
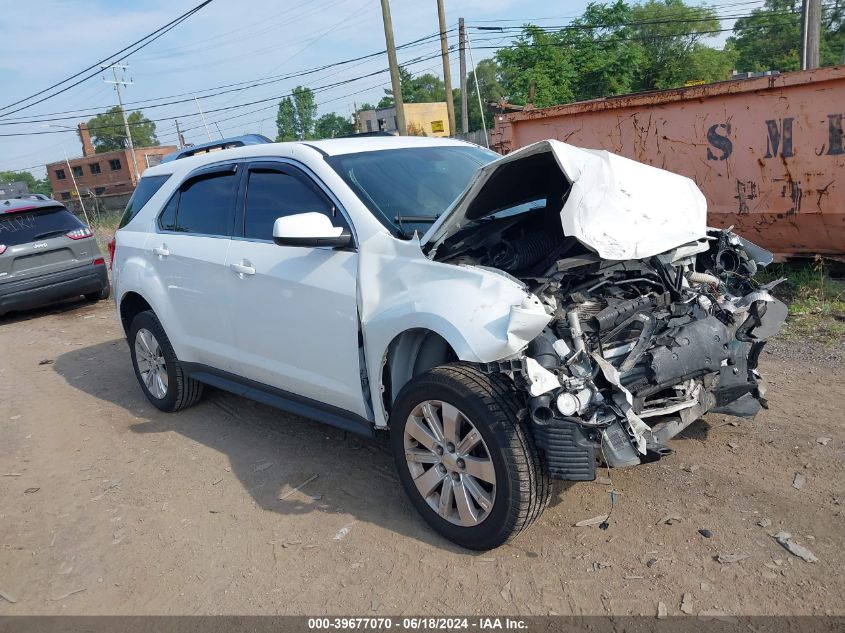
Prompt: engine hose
<box><xmin>687</xmin><ymin>271</ymin><xmax>721</xmax><ymax>286</ymax></box>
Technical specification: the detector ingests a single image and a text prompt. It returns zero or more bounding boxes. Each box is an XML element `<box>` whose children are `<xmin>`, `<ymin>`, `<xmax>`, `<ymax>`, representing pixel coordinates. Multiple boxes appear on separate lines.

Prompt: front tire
<box><xmin>128</xmin><ymin>310</ymin><xmax>203</xmax><ymax>412</ymax></box>
<box><xmin>390</xmin><ymin>363</ymin><xmax>550</xmax><ymax>550</ymax></box>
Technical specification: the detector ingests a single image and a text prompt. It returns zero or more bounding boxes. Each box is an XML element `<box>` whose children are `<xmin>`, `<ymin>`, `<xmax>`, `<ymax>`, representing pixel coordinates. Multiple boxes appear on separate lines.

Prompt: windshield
<box><xmin>0</xmin><ymin>206</ymin><xmax>84</xmax><ymax>246</ymax></box>
<box><xmin>327</xmin><ymin>145</ymin><xmax>498</xmax><ymax>238</ymax></box>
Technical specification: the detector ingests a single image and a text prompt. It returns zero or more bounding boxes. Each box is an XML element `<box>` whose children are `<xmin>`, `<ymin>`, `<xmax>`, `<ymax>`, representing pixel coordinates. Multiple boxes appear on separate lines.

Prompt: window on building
<box><xmin>94</xmin><ymin>187</ymin><xmax>106</xmax><ymax>195</ymax></box>
<box><xmin>60</xmin><ymin>192</ymin><xmax>71</xmax><ymax>200</ymax></box>
<box><xmin>72</xmin><ymin>165</ymin><xmax>83</xmax><ymax>178</ymax></box>
<box><xmin>89</xmin><ymin>162</ymin><xmax>101</xmax><ymax>175</ymax></box>
<box><xmin>158</xmin><ymin>170</ymin><xmax>236</xmax><ymax>236</ymax></box>
<box><xmin>55</xmin><ymin>169</ymin><xmax>66</xmax><ymax>180</ymax></box>
<box><xmin>242</xmin><ymin>168</ymin><xmax>344</xmax><ymax>241</ymax></box>
<box><xmin>109</xmin><ymin>159</ymin><xmax>122</xmax><ymax>171</ymax></box>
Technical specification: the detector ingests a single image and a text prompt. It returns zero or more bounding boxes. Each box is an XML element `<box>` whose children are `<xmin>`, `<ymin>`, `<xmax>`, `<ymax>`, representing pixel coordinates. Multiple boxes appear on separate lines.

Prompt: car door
<box><xmin>225</xmin><ymin>161</ymin><xmax>366</xmax><ymax>418</ymax></box>
<box><xmin>148</xmin><ymin>163</ymin><xmax>240</xmax><ymax>372</ymax></box>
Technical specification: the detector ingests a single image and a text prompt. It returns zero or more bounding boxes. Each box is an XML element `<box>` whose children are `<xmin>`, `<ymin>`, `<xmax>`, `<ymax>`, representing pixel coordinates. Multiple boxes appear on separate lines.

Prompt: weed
<box><xmin>757</xmin><ymin>258</ymin><xmax>845</xmax><ymax>346</ymax></box>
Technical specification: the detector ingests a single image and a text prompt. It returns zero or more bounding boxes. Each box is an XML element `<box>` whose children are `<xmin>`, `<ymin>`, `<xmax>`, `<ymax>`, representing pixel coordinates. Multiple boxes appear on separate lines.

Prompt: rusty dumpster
<box><xmin>492</xmin><ymin>66</ymin><xmax>845</xmax><ymax>259</ymax></box>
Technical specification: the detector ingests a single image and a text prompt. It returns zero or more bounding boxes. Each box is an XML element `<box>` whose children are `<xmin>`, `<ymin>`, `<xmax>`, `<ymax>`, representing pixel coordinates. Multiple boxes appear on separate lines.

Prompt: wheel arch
<box><xmin>119</xmin><ymin>291</ymin><xmax>154</xmax><ymax>336</ymax></box>
<box><xmin>381</xmin><ymin>328</ymin><xmax>458</xmax><ymax>422</ymax></box>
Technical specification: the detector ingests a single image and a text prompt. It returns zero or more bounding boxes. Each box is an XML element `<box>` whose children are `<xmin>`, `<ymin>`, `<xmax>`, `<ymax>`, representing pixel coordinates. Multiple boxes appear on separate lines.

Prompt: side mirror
<box><xmin>272</xmin><ymin>212</ymin><xmax>352</xmax><ymax>249</ymax></box>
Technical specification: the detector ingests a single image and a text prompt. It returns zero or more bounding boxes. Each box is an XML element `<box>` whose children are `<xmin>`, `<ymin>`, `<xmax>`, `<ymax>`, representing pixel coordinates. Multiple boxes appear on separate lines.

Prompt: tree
<box><xmin>87</xmin><ymin>106</ymin><xmax>158</xmax><ymax>152</ymax></box>
<box><xmin>292</xmin><ymin>86</ymin><xmax>317</xmax><ymax>139</ymax></box>
<box><xmin>378</xmin><ymin>66</ymin><xmax>447</xmax><ymax>108</ymax></box>
<box><xmin>276</xmin><ymin>86</ymin><xmax>318</xmax><ymax>141</ymax></box>
<box><xmin>459</xmin><ymin>58</ymin><xmax>506</xmax><ymax>132</ymax></box>
<box><xmin>315</xmin><ymin>113</ymin><xmax>353</xmax><ymax>139</ymax></box>
<box><xmin>729</xmin><ymin>0</ymin><xmax>844</xmax><ymax>73</ymax></box>
<box><xmin>0</xmin><ymin>170</ymin><xmax>51</xmax><ymax>196</ymax></box>
<box><xmin>493</xmin><ymin>0</ymin><xmax>736</xmax><ymax>108</ymax></box>
<box><xmin>495</xmin><ymin>26</ymin><xmax>579</xmax><ymax>107</ymax></box>
<box><xmin>628</xmin><ymin>0</ymin><xmax>733</xmax><ymax>90</ymax></box>
<box><xmin>565</xmin><ymin>1</ymin><xmax>643</xmax><ymax>99</ymax></box>
<box><xmin>275</xmin><ymin>98</ymin><xmax>297</xmax><ymax>141</ymax></box>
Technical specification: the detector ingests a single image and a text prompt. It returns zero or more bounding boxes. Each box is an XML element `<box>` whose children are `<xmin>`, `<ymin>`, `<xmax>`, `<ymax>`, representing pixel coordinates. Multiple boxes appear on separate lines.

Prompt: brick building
<box><xmin>46</xmin><ymin>123</ymin><xmax>176</xmax><ymax>202</ymax></box>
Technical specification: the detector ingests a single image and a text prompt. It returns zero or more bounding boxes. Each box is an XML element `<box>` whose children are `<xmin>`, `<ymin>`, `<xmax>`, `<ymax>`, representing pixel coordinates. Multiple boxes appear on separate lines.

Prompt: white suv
<box><xmin>113</xmin><ymin>136</ymin><xmax>785</xmax><ymax>549</ymax></box>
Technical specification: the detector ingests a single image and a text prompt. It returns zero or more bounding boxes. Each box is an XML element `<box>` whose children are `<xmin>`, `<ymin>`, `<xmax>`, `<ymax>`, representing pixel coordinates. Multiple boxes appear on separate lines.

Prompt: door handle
<box><xmin>153</xmin><ymin>245</ymin><xmax>169</xmax><ymax>257</ymax></box>
<box><xmin>230</xmin><ymin>261</ymin><xmax>255</xmax><ymax>276</ymax></box>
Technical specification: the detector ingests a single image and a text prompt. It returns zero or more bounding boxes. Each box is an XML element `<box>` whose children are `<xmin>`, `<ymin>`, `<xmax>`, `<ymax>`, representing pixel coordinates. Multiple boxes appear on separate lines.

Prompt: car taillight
<box><xmin>66</xmin><ymin>227</ymin><xmax>94</xmax><ymax>240</ymax></box>
<box><xmin>0</xmin><ymin>245</ymin><xmax>6</xmax><ymax>255</ymax></box>
<box><xmin>107</xmin><ymin>237</ymin><xmax>116</xmax><ymax>269</ymax></box>
<box><xmin>93</xmin><ymin>257</ymin><xmax>105</xmax><ymax>266</ymax></box>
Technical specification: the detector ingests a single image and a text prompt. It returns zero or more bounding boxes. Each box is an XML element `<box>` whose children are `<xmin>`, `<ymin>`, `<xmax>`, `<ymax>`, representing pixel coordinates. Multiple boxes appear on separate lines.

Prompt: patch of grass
<box><xmin>89</xmin><ymin>212</ymin><xmax>121</xmax><ymax>259</ymax></box>
<box><xmin>756</xmin><ymin>258</ymin><xmax>845</xmax><ymax>345</ymax></box>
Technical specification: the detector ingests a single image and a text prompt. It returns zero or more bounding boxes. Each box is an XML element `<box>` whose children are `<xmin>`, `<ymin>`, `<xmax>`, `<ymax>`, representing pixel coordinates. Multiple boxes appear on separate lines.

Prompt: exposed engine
<box><xmin>436</xmin><ymin>218</ymin><xmax>787</xmax><ymax>480</ymax></box>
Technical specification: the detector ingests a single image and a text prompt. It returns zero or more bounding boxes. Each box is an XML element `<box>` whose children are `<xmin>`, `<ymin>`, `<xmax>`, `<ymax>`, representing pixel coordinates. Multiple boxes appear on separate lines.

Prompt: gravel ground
<box><xmin>0</xmin><ymin>297</ymin><xmax>843</xmax><ymax>616</ymax></box>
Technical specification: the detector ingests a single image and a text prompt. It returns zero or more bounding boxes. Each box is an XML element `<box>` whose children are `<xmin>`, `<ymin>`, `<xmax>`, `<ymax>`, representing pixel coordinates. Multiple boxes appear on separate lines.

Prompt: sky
<box><xmin>0</xmin><ymin>0</ymin><xmax>752</xmax><ymax>179</ymax></box>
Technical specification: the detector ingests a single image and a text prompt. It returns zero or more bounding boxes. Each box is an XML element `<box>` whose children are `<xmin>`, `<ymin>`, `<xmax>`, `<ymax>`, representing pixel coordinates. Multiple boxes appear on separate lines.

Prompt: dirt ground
<box><xmin>1</xmin><ymin>297</ymin><xmax>843</xmax><ymax>617</ymax></box>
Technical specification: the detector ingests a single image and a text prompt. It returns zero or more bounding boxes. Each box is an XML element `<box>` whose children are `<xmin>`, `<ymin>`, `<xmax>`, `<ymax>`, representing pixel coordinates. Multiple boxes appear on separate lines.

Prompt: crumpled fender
<box><xmin>358</xmin><ymin>234</ymin><xmax>551</xmax><ymax>427</ymax></box>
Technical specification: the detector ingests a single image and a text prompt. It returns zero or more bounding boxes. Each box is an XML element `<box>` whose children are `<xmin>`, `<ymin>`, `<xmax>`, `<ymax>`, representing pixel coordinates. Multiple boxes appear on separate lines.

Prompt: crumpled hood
<box><xmin>422</xmin><ymin>139</ymin><xmax>708</xmax><ymax>261</ymax></box>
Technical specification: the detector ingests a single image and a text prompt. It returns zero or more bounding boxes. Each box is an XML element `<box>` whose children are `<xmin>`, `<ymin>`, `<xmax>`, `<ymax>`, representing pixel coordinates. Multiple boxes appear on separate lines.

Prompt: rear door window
<box><xmin>0</xmin><ymin>207</ymin><xmax>84</xmax><ymax>246</ymax></box>
<box><xmin>158</xmin><ymin>169</ymin><xmax>237</xmax><ymax>237</ymax></box>
<box><xmin>119</xmin><ymin>174</ymin><xmax>170</xmax><ymax>229</ymax></box>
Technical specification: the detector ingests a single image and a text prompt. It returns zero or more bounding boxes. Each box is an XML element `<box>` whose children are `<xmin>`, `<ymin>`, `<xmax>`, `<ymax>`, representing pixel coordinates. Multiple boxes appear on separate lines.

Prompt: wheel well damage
<box><xmin>381</xmin><ymin>329</ymin><xmax>457</xmax><ymax>418</ymax></box>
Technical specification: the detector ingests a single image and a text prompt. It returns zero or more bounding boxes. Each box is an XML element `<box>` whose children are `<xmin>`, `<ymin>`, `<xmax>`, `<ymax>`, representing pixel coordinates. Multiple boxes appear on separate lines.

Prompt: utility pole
<box><xmin>801</xmin><ymin>0</ymin><xmax>821</xmax><ymax>69</ymax></box>
<box><xmin>103</xmin><ymin>63</ymin><xmax>140</xmax><ymax>184</ymax></box>
<box><xmin>63</xmin><ymin>148</ymin><xmax>90</xmax><ymax>227</ymax></box>
<box><xmin>465</xmin><ymin>30</ymin><xmax>489</xmax><ymax>148</ymax></box>
<box><xmin>436</xmin><ymin>0</ymin><xmax>456</xmax><ymax>136</ymax></box>
<box><xmin>175</xmin><ymin>119</ymin><xmax>185</xmax><ymax>149</ymax></box>
<box><xmin>380</xmin><ymin>0</ymin><xmax>406</xmax><ymax>135</ymax></box>
<box><xmin>459</xmin><ymin>18</ymin><xmax>468</xmax><ymax>134</ymax></box>
<box><xmin>194</xmin><ymin>96</ymin><xmax>213</xmax><ymax>141</ymax></box>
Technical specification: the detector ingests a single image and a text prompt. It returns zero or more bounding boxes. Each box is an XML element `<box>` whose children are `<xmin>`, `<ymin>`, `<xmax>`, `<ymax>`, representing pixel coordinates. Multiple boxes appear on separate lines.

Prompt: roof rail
<box><xmin>161</xmin><ymin>134</ymin><xmax>272</xmax><ymax>163</ymax></box>
<box><xmin>335</xmin><ymin>131</ymin><xmax>397</xmax><ymax>138</ymax></box>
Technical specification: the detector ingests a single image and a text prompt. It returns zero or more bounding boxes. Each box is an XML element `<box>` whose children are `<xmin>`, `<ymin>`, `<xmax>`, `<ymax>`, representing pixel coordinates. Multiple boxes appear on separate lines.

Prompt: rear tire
<box><xmin>128</xmin><ymin>310</ymin><xmax>203</xmax><ymax>412</ymax></box>
<box><xmin>390</xmin><ymin>363</ymin><xmax>550</xmax><ymax>550</ymax></box>
<box><xmin>85</xmin><ymin>285</ymin><xmax>110</xmax><ymax>302</ymax></box>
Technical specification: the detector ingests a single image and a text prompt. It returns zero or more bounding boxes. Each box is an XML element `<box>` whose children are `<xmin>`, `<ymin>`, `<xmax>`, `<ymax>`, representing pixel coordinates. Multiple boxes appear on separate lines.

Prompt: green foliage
<box><xmin>315</xmin><ymin>113</ymin><xmax>353</xmax><ymax>139</ymax></box>
<box><xmin>0</xmin><ymin>170</ymin><xmax>51</xmax><ymax>196</ymax></box>
<box><xmin>729</xmin><ymin>0</ymin><xmax>844</xmax><ymax>73</ymax></box>
<box><xmin>379</xmin><ymin>66</ymin><xmax>447</xmax><ymax>108</ymax></box>
<box><xmin>275</xmin><ymin>98</ymin><xmax>297</xmax><ymax>141</ymax></box>
<box><xmin>496</xmin><ymin>26</ymin><xmax>578</xmax><ymax>107</ymax></box>
<box><xmin>87</xmin><ymin>106</ymin><xmax>158</xmax><ymax>152</ymax></box>
<box><xmin>756</xmin><ymin>259</ymin><xmax>845</xmax><ymax>345</ymax></box>
<box><xmin>628</xmin><ymin>0</ymin><xmax>729</xmax><ymax>90</ymax></box>
<box><xmin>276</xmin><ymin>86</ymin><xmax>318</xmax><ymax>141</ymax></box>
<box><xmin>292</xmin><ymin>86</ymin><xmax>317</xmax><ymax>139</ymax></box>
<box><xmin>463</xmin><ymin>58</ymin><xmax>505</xmax><ymax>131</ymax></box>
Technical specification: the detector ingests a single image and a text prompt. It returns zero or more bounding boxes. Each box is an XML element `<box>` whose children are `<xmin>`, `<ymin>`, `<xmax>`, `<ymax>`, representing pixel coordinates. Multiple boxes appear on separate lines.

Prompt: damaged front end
<box><xmin>502</xmin><ymin>230</ymin><xmax>786</xmax><ymax>480</ymax></box>
<box><xmin>424</xmin><ymin>140</ymin><xmax>787</xmax><ymax>480</ymax></box>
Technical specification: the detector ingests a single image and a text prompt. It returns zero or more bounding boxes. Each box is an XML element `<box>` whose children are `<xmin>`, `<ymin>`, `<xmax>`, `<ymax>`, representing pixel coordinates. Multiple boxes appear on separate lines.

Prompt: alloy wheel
<box><xmin>403</xmin><ymin>399</ymin><xmax>496</xmax><ymax>527</ymax></box>
<box><xmin>134</xmin><ymin>328</ymin><xmax>168</xmax><ymax>399</ymax></box>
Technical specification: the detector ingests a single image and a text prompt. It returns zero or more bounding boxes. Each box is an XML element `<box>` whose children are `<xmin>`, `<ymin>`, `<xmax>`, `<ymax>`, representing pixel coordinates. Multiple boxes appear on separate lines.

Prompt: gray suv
<box><xmin>0</xmin><ymin>198</ymin><xmax>109</xmax><ymax>316</ymax></box>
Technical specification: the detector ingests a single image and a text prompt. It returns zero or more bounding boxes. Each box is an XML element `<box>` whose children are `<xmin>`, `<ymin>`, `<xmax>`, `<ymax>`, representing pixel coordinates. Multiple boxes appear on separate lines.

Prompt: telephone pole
<box><xmin>801</xmin><ymin>0</ymin><xmax>821</xmax><ymax>69</ymax></box>
<box><xmin>458</xmin><ymin>18</ymin><xmax>468</xmax><ymax>134</ymax></box>
<box><xmin>380</xmin><ymin>0</ymin><xmax>406</xmax><ymax>135</ymax></box>
<box><xmin>175</xmin><ymin>119</ymin><xmax>185</xmax><ymax>149</ymax></box>
<box><xmin>103</xmin><ymin>63</ymin><xmax>140</xmax><ymax>183</ymax></box>
<box><xmin>436</xmin><ymin>0</ymin><xmax>456</xmax><ymax>136</ymax></box>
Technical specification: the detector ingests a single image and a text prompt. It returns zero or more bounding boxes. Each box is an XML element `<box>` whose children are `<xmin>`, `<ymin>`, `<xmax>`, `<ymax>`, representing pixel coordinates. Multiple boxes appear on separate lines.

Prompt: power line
<box><xmin>0</xmin><ymin>47</ymin><xmax>451</xmax><ymax>138</ymax></box>
<box><xmin>467</xmin><ymin>7</ymin><xmax>802</xmax><ymax>32</ymax></box>
<box><xmin>0</xmin><ymin>30</ymin><xmax>454</xmax><ymax>127</ymax></box>
<box><xmin>0</xmin><ymin>0</ymin><xmax>215</xmax><ymax>119</ymax></box>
